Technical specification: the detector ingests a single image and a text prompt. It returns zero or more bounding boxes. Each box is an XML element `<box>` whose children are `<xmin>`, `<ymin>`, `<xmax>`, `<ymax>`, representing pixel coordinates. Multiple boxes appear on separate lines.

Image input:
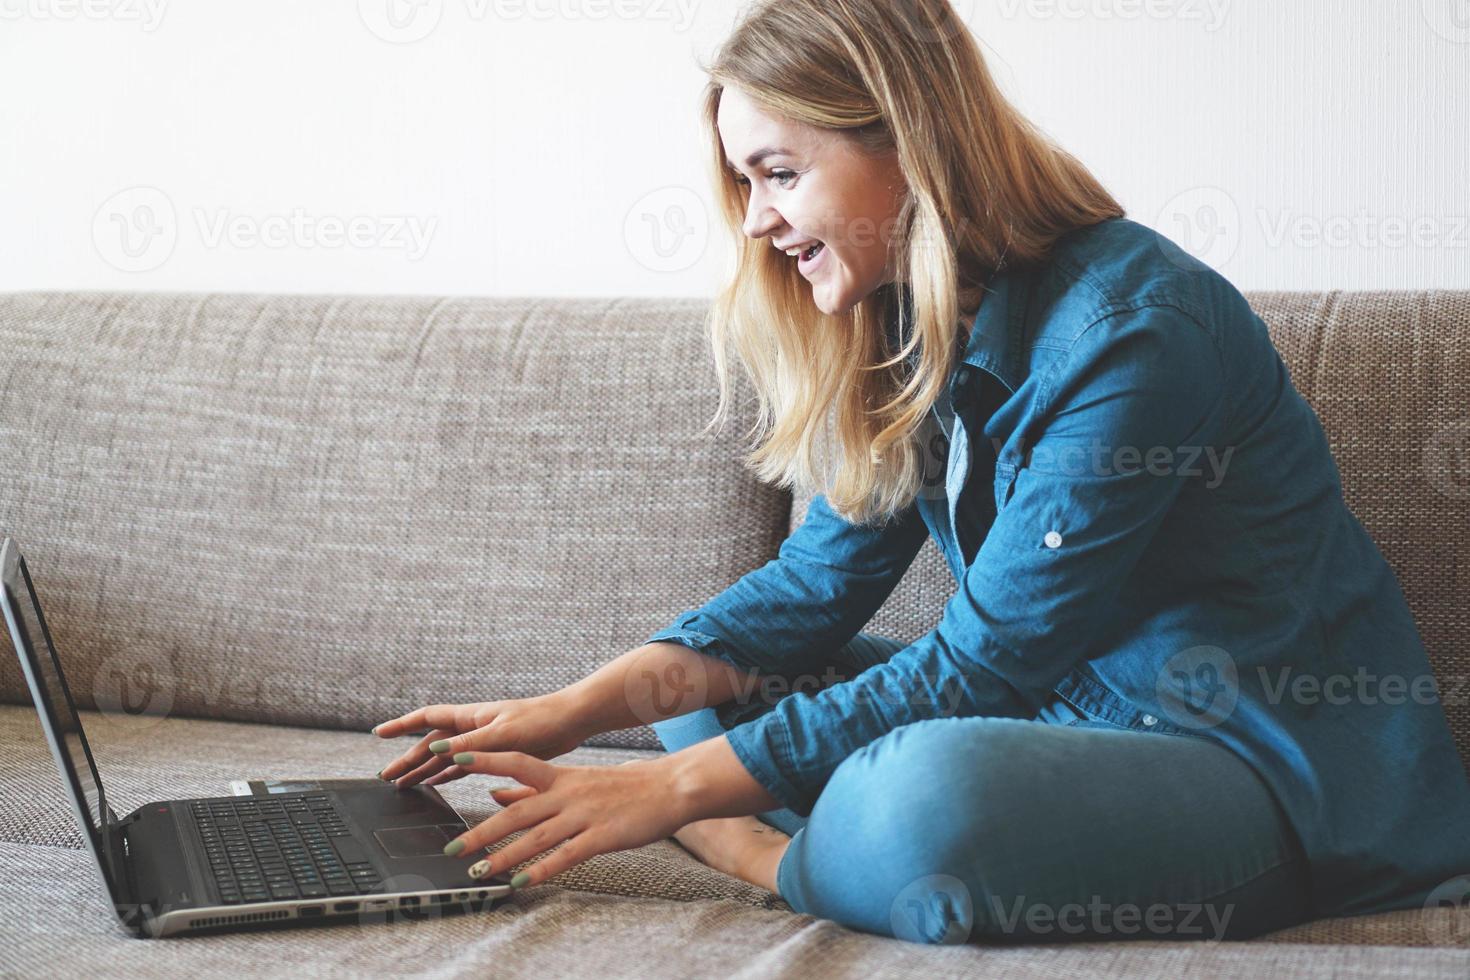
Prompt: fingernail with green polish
<box><xmin>443</xmin><ymin>839</ymin><xmax>466</xmax><ymax>857</ymax></box>
<box><xmin>375</xmin><ymin>768</ymin><xmax>384</xmax><ymax>780</ymax></box>
<box><xmin>370</xmin><ymin>724</ymin><xmax>380</xmax><ymax>735</ymax></box>
<box><xmin>429</xmin><ymin>739</ymin><xmax>450</xmax><ymax>753</ymax></box>
<box><xmin>453</xmin><ymin>752</ymin><xmax>474</xmax><ymax>765</ymax></box>
<box><xmin>510</xmin><ymin>872</ymin><xmax>530</xmax><ymax>889</ymax></box>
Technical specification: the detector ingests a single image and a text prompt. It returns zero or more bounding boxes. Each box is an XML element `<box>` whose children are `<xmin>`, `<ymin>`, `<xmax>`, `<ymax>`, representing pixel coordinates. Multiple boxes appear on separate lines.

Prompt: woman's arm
<box><xmin>436</xmin><ymin>734</ymin><xmax>781</xmax><ymax>889</ymax></box>
<box><xmin>374</xmin><ymin>641</ymin><xmax>766</xmax><ymax>786</ymax></box>
<box><xmin>560</xmin><ymin>641</ymin><xmax>767</xmax><ymax>735</ymax></box>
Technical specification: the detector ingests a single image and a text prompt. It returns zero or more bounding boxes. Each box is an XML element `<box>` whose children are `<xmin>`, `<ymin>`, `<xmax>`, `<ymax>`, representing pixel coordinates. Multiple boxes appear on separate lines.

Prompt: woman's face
<box><xmin>718</xmin><ymin>86</ymin><xmax>908</xmax><ymax>316</ymax></box>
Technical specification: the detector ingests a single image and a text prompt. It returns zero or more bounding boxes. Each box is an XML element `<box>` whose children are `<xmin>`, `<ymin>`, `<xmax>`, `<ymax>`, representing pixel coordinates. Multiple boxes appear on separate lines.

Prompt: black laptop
<box><xmin>1</xmin><ymin>536</ymin><xmax>515</xmax><ymax>937</ymax></box>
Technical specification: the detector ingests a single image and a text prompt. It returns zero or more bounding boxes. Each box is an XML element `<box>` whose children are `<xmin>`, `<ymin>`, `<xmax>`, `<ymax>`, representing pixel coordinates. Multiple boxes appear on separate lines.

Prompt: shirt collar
<box><xmin>885</xmin><ymin>272</ymin><xmax>1024</xmax><ymax>397</ymax></box>
<box><xmin>959</xmin><ymin>268</ymin><xmax>1022</xmax><ymax>396</ymax></box>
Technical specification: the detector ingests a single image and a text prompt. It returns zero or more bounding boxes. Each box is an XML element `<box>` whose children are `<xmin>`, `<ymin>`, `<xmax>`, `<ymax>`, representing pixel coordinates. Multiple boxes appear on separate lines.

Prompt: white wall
<box><xmin>1</xmin><ymin>0</ymin><xmax>1465</xmax><ymax>296</ymax></box>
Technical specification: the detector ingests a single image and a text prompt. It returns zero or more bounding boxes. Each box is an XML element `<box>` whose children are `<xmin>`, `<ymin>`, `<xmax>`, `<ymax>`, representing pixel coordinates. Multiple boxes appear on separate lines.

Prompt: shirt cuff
<box><xmin>720</xmin><ymin>709</ymin><xmax>814</xmax><ymax>816</ymax></box>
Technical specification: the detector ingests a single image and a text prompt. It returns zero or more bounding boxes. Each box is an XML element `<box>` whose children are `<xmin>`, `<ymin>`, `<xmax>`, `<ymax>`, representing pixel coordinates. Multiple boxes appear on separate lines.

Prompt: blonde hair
<box><xmin>698</xmin><ymin>0</ymin><xmax>1125</xmax><ymax>525</ymax></box>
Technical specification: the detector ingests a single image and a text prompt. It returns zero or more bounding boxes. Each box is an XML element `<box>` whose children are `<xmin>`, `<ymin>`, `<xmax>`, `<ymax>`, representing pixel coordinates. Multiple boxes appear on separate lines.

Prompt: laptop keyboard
<box><xmin>190</xmin><ymin>795</ymin><xmax>383</xmax><ymax>905</ymax></box>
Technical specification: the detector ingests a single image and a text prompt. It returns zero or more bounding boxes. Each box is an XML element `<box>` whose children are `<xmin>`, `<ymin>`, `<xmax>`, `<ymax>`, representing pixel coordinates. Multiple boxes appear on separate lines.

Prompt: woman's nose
<box><xmin>742</xmin><ymin>195</ymin><xmax>781</xmax><ymax>241</ymax></box>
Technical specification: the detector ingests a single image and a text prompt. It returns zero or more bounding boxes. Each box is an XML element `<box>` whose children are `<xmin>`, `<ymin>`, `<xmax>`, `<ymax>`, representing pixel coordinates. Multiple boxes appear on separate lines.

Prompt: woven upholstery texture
<box><xmin>792</xmin><ymin>290</ymin><xmax>1470</xmax><ymax>773</ymax></box>
<box><xmin>2</xmin><ymin>704</ymin><xmax>1465</xmax><ymax>969</ymax></box>
<box><xmin>2</xmin><ymin>290</ymin><xmax>1468</xmax><ymax>972</ymax></box>
<box><xmin>5</xmin><ymin>843</ymin><xmax>1468</xmax><ymax>980</ymax></box>
<box><xmin>0</xmin><ymin>292</ymin><xmax>790</xmax><ymax>751</ymax></box>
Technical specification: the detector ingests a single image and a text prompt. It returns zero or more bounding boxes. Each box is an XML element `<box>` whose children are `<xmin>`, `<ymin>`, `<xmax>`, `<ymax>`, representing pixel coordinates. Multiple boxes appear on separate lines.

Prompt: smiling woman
<box><xmin>699</xmin><ymin>0</ymin><xmax>1124</xmax><ymax>527</ymax></box>
<box><xmin>373</xmin><ymin>0</ymin><xmax>1470</xmax><ymax>948</ymax></box>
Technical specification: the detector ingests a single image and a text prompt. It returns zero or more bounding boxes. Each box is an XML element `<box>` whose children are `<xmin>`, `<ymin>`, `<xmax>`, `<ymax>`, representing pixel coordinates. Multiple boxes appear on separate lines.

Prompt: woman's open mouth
<box><xmin>798</xmin><ymin>241</ymin><xmax>828</xmax><ymax>275</ymax></box>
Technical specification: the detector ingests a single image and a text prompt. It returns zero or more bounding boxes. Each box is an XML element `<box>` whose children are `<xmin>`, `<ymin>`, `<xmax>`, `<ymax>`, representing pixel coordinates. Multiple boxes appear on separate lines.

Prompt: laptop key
<box><xmin>331</xmin><ymin>837</ymin><xmax>373</xmax><ymax>866</ymax></box>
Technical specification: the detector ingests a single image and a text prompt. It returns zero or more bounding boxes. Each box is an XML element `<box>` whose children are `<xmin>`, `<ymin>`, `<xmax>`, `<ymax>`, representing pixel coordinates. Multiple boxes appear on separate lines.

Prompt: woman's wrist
<box><xmin>540</xmin><ymin>682</ymin><xmax>609</xmax><ymax>748</ymax></box>
<box><xmin>659</xmin><ymin>733</ymin><xmax>783</xmax><ymax>826</ymax></box>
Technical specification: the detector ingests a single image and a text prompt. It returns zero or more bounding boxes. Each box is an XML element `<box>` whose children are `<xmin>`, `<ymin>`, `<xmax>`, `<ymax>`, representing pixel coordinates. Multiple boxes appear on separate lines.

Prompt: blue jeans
<box><xmin>650</xmin><ymin>632</ymin><xmax>1314</xmax><ymax>945</ymax></box>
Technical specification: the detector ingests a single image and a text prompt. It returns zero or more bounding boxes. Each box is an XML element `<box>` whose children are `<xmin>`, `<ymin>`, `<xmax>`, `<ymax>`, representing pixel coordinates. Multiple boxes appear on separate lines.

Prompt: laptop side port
<box><xmin>333</xmin><ymin>901</ymin><xmax>360</xmax><ymax>913</ymax></box>
<box><xmin>298</xmin><ymin>905</ymin><xmax>324</xmax><ymax>918</ymax></box>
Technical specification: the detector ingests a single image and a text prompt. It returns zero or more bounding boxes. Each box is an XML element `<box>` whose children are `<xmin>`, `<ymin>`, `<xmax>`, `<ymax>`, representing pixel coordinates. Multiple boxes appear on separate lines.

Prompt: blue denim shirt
<box><xmin>647</xmin><ymin>217</ymin><xmax>1470</xmax><ymax>919</ymax></box>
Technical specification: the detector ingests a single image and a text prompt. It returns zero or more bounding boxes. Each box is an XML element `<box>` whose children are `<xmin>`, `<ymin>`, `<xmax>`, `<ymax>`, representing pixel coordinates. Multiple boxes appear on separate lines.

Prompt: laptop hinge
<box><xmin>104</xmin><ymin>807</ymin><xmax>151</xmax><ymax>930</ymax></box>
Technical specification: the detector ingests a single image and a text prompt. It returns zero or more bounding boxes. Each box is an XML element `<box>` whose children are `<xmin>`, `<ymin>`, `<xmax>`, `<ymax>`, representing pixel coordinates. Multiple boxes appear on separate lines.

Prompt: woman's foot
<box><xmin>672</xmin><ymin>815</ymin><xmax>790</xmax><ymax>894</ymax></box>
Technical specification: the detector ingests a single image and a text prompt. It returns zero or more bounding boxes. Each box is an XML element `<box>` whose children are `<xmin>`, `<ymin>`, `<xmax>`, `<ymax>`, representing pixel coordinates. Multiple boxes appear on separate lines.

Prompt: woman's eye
<box><xmin>732</xmin><ymin>171</ymin><xmax>797</xmax><ymax>189</ymax></box>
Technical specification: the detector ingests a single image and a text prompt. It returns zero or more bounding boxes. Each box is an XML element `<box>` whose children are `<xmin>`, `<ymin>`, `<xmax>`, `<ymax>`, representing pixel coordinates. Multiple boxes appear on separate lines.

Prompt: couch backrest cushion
<box><xmin>791</xmin><ymin>290</ymin><xmax>1470</xmax><ymax>772</ymax></box>
<box><xmin>0</xmin><ymin>293</ymin><xmax>788</xmax><ymax>751</ymax></box>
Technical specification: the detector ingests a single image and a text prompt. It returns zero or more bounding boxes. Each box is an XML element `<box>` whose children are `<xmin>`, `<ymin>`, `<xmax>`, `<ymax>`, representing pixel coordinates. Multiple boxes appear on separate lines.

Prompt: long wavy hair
<box><xmin>698</xmin><ymin>0</ymin><xmax>1125</xmax><ymax>525</ymax></box>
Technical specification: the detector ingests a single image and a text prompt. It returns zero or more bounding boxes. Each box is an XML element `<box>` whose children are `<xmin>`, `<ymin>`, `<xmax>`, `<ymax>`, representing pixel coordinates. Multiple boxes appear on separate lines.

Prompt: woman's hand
<box><xmin>442</xmin><ymin>752</ymin><xmax>693</xmax><ymax>888</ymax></box>
<box><xmin>444</xmin><ymin>736</ymin><xmax>782</xmax><ymax>890</ymax></box>
<box><xmin>371</xmin><ymin>691</ymin><xmax>590</xmax><ymax>789</ymax></box>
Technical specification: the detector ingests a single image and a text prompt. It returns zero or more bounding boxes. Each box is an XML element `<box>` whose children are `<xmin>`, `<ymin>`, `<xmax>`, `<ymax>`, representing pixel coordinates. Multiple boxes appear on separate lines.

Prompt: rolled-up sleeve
<box><xmin>711</xmin><ymin>303</ymin><xmax>1232</xmax><ymax>815</ymax></box>
<box><xmin>645</xmin><ymin>489</ymin><xmax>930</xmax><ymax>680</ymax></box>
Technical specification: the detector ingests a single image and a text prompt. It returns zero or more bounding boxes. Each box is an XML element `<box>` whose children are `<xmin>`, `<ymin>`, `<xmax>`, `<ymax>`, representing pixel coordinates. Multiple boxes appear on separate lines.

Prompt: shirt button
<box><xmin>1141</xmin><ymin>714</ymin><xmax>1158</xmax><ymax>727</ymax></box>
<box><xmin>1043</xmin><ymin>530</ymin><xmax>1063</xmax><ymax>549</ymax></box>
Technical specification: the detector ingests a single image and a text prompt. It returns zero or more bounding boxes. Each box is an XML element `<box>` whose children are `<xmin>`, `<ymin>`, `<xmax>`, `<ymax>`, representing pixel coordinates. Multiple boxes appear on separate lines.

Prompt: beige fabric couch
<box><xmin>1</xmin><ymin>290</ymin><xmax>1467</xmax><ymax>978</ymax></box>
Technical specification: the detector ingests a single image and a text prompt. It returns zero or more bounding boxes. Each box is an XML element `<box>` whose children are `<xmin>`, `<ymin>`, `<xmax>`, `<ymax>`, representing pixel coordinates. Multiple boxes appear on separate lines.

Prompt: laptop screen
<box><xmin>1</xmin><ymin>538</ymin><xmax>122</xmax><ymax>904</ymax></box>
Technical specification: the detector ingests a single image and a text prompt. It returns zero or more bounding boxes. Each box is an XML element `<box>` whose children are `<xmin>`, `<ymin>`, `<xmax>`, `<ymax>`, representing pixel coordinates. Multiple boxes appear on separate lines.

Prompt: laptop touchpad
<box><xmin>373</xmin><ymin>824</ymin><xmax>465</xmax><ymax>858</ymax></box>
